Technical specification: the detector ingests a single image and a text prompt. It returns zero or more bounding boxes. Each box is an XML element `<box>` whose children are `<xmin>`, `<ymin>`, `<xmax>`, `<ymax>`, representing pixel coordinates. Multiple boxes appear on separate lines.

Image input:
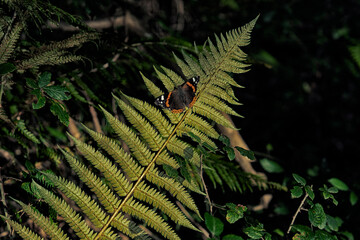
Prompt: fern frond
<box><xmin>81</xmin><ymin>125</ymin><xmax>198</xmax><ymax>214</ymax></box>
<box><xmin>192</xmin><ymin>101</ymin><xmax>233</xmax><ymax>128</ymax></box>
<box><xmin>17</xmin><ymin>50</ymin><xmax>82</xmax><ymax>70</ymax></box>
<box><xmin>12</xmin><ymin>199</ymin><xmax>70</xmax><ymax>240</ymax></box>
<box><xmin>100</xmin><ymin>106</ymin><xmax>155</xmax><ymax>166</ymax></box>
<box><xmin>0</xmin><ymin>216</ymin><xmax>43</xmax><ymax>240</ymax></box>
<box><xmin>141</xmin><ymin>71</ymin><xmax>164</xmax><ymax>98</ymax></box>
<box><xmin>154</xmin><ymin>66</ymin><xmax>176</xmax><ymax>92</ymax></box>
<box><xmin>82</xmin><ymin>124</ymin><xmax>144</xmax><ymax>180</ymax></box>
<box><xmin>9</xmin><ymin>17</ymin><xmax>260</xmax><ymax>240</ymax></box>
<box><xmin>184</xmin><ymin>113</ymin><xmax>219</xmax><ymax>139</ymax></box>
<box><xmin>31</xmin><ymin>181</ymin><xmax>97</xmax><ymax>239</ymax></box>
<box><xmin>42</xmin><ymin>172</ymin><xmax>146</xmax><ymax>239</ymax></box>
<box><xmin>114</xmin><ymin>95</ymin><xmax>165</xmax><ymax>151</ymax></box>
<box><xmin>0</xmin><ymin>22</ymin><xmax>23</xmax><ymax>64</ymax></box>
<box><xmin>60</xmin><ymin>149</ymin><xmax>121</xmax><ymax>212</ymax></box>
<box><xmin>59</xmin><ymin>149</ymin><xmax>148</xmax><ymax>239</ymax></box>
<box><xmin>160</xmin><ymin>66</ymin><xmax>184</xmax><ymax>86</ymax></box>
<box><xmin>16</xmin><ymin>120</ymin><xmax>40</xmax><ymax>144</ymax></box>
<box><xmin>205</xmin><ymin>158</ymin><xmax>287</xmax><ymax>193</ymax></box>
<box><xmin>121</xmin><ymin>92</ymin><xmax>175</xmax><ymax>137</ymax></box>
<box><xmin>124</xmin><ymin>198</ymin><xmax>181</xmax><ymax>240</ymax></box>
<box><xmin>69</xmin><ymin>133</ymin><xmax>197</xmax><ymax>231</ymax></box>
<box><xmin>44</xmin><ymin>32</ymin><xmax>99</xmax><ymax>50</ymax></box>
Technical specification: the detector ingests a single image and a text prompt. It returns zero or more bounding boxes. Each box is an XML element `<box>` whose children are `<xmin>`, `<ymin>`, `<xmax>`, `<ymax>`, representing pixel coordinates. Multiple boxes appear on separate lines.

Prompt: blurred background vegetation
<box><xmin>1</xmin><ymin>0</ymin><xmax>359</xmax><ymax>238</ymax></box>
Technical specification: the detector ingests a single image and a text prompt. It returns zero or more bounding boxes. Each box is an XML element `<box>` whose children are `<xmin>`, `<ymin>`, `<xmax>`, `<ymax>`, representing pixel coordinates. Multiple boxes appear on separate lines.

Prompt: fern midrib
<box><xmin>94</xmin><ymin>110</ymin><xmax>189</xmax><ymax>240</ymax></box>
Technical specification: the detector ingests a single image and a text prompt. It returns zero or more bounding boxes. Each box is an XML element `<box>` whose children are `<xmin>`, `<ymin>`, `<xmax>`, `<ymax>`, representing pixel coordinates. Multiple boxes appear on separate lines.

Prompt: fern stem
<box><xmin>94</xmin><ymin>109</ymin><xmax>191</xmax><ymax>240</ymax></box>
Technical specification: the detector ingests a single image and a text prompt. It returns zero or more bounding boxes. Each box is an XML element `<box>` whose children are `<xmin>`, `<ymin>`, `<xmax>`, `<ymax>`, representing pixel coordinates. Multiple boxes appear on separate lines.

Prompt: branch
<box><xmin>287</xmin><ymin>186</ymin><xmax>311</xmax><ymax>234</ymax></box>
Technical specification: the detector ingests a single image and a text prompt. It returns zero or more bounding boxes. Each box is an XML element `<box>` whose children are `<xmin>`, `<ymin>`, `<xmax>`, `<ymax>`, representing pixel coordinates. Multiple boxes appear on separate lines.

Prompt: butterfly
<box><xmin>154</xmin><ymin>76</ymin><xmax>200</xmax><ymax>113</ymax></box>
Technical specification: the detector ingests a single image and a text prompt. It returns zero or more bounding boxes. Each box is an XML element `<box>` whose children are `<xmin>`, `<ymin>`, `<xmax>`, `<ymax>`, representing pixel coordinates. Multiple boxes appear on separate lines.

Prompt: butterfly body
<box><xmin>155</xmin><ymin>76</ymin><xmax>200</xmax><ymax>113</ymax></box>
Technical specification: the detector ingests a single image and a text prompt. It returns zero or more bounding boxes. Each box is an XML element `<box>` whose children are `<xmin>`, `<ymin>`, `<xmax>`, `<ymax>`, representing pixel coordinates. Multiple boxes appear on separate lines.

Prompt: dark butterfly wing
<box><xmin>182</xmin><ymin>76</ymin><xmax>199</xmax><ymax>107</ymax></box>
<box><xmin>154</xmin><ymin>76</ymin><xmax>200</xmax><ymax>113</ymax></box>
<box><xmin>167</xmin><ymin>89</ymin><xmax>186</xmax><ymax>113</ymax></box>
<box><xmin>154</xmin><ymin>94</ymin><xmax>167</xmax><ymax>108</ymax></box>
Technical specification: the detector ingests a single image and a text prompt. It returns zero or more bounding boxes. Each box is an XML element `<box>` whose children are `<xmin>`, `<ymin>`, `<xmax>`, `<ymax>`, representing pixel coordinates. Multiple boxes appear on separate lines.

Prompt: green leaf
<box><xmin>327</xmin><ymin>187</ymin><xmax>339</xmax><ymax>193</ymax></box>
<box><xmin>350</xmin><ymin>191</ymin><xmax>358</xmax><ymax>206</ymax></box>
<box><xmin>293</xmin><ymin>174</ymin><xmax>306</xmax><ymax>186</ymax></box>
<box><xmin>38</xmin><ymin>72</ymin><xmax>52</xmax><ymax>88</ymax></box>
<box><xmin>204</xmin><ymin>212</ymin><xmax>224</xmax><ymax>237</ymax></box>
<box><xmin>50</xmin><ymin>102</ymin><xmax>69</xmax><ymax>126</ymax></box>
<box><xmin>308</xmin><ymin>203</ymin><xmax>326</xmax><ymax>229</ymax></box>
<box><xmin>225</xmin><ymin>203</ymin><xmax>247</xmax><ymax>223</ymax></box>
<box><xmin>291</xmin><ymin>224</ymin><xmax>312</xmax><ymax>234</ymax></box>
<box><xmin>234</xmin><ymin>146</ymin><xmax>255</xmax><ymax>160</ymax></box>
<box><xmin>305</xmin><ymin>185</ymin><xmax>315</xmax><ymax>200</ymax></box>
<box><xmin>243</xmin><ymin>223</ymin><xmax>265</xmax><ymax>239</ymax></box>
<box><xmin>314</xmin><ymin>229</ymin><xmax>337</xmax><ymax>240</ymax></box>
<box><xmin>263</xmin><ymin>233</ymin><xmax>272</xmax><ymax>240</ymax></box>
<box><xmin>259</xmin><ymin>158</ymin><xmax>284</xmax><ymax>173</ymax></box>
<box><xmin>162</xmin><ymin>164</ymin><xmax>178</xmax><ymax>179</ymax></box>
<box><xmin>32</xmin><ymin>95</ymin><xmax>46</xmax><ymax>109</ymax></box>
<box><xmin>340</xmin><ymin>231</ymin><xmax>354</xmax><ymax>240</ymax></box>
<box><xmin>203</xmin><ymin>142</ymin><xmax>217</xmax><ymax>152</ymax></box>
<box><xmin>26</xmin><ymin>78</ymin><xmax>38</xmax><ymax>89</ymax></box>
<box><xmin>219</xmin><ymin>135</ymin><xmax>230</xmax><ymax>146</ymax></box>
<box><xmin>328</xmin><ymin>178</ymin><xmax>349</xmax><ymax>191</ymax></box>
<box><xmin>330</xmin><ymin>195</ymin><xmax>338</xmax><ymax>206</ymax></box>
<box><xmin>187</xmin><ymin>132</ymin><xmax>201</xmax><ymax>143</ymax></box>
<box><xmin>224</xmin><ymin>146</ymin><xmax>235</xmax><ymax>160</ymax></box>
<box><xmin>0</xmin><ymin>63</ymin><xmax>16</xmax><ymax>75</ymax></box>
<box><xmin>44</xmin><ymin>85</ymin><xmax>71</xmax><ymax>100</ymax></box>
<box><xmin>291</xmin><ymin>186</ymin><xmax>303</xmax><ymax>198</ymax></box>
<box><xmin>326</xmin><ymin>215</ymin><xmax>343</xmax><ymax>231</ymax></box>
<box><xmin>223</xmin><ymin>234</ymin><xmax>244</xmax><ymax>240</ymax></box>
<box><xmin>30</xmin><ymin>88</ymin><xmax>42</xmax><ymax>99</ymax></box>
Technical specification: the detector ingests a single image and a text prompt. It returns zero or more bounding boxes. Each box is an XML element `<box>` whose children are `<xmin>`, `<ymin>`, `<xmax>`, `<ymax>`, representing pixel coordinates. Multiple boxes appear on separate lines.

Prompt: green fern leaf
<box><xmin>16</xmin><ymin>120</ymin><xmax>40</xmax><ymax>144</ymax></box>
<box><xmin>0</xmin><ymin>216</ymin><xmax>43</xmax><ymax>240</ymax></box>
<box><xmin>31</xmin><ymin>181</ymin><xmax>97</xmax><ymax>239</ymax></box>
<box><xmin>12</xmin><ymin>198</ymin><xmax>70</xmax><ymax>240</ymax></box>
<box><xmin>0</xmin><ymin>22</ymin><xmax>23</xmax><ymax>64</ymax></box>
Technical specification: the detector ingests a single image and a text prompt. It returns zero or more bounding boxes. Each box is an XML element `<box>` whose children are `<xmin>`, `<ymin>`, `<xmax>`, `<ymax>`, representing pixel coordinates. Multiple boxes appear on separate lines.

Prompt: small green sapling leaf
<box><xmin>291</xmin><ymin>186</ymin><xmax>303</xmax><ymax>198</ymax></box>
<box><xmin>308</xmin><ymin>203</ymin><xmax>326</xmax><ymax>229</ymax></box>
<box><xmin>225</xmin><ymin>203</ymin><xmax>247</xmax><ymax>223</ymax></box>
<box><xmin>44</xmin><ymin>85</ymin><xmax>71</xmax><ymax>100</ymax></box>
<box><xmin>293</xmin><ymin>174</ymin><xmax>306</xmax><ymax>186</ymax></box>
<box><xmin>38</xmin><ymin>72</ymin><xmax>51</xmax><ymax>88</ymax></box>
<box><xmin>259</xmin><ymin>158</ymin><xmax>284</xmax><ymax>173</ymax></box>
<box><xmin>328</xmin><ymin>178</ymin><xmax>349</xmax><ymax>191</ymax></box>
<box><xmin>305</xmin><ymin>185</ymin><xmax>315</xmax><ymax>200</ymax></box>
<box><xmin>50</xmin><ymin>102</ymin><xmax>69</xmax><ymax>126</ymax></box>
<box><xmin>204</xmin><ymin>212</ymin><xmax>224</xmax><ymax>237</ymax></box>
<box><xmin>234</xmin><ymin>146</ymin><xmax>255</xmax><ymax>160</ymax></box>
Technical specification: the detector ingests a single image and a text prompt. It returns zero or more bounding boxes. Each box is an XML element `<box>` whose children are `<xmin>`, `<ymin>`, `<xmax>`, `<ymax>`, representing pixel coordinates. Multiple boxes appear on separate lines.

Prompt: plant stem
<box><xmin>200</xmin><ymin>155</ymin><xmax>212</xmax><ymax>214</ymax></box>
<box><xmin>287</xmin><ymin>189</ymin><xmax>309</xmax><ymax>234</ymax></box>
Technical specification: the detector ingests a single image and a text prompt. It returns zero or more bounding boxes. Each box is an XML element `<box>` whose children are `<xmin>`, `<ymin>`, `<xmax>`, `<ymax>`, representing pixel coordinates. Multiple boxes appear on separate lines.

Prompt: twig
<box><xmin>0</xmin><ymin>169</ymin><xmax>12</xmax><ymax>235</ymax></box>
<box><xmin>200</xmin><ymin>155</ymin><xmax>212</xmax><ymax>214</ymax></box>
<box><xmin>176</xmin><ymin>201</ymin><xmax>210</xmax><ymax>239</ymax></box>
<box><xmin>287</xmin><ymin>186</ymin><xmax>311</xmax><ymax>234</ymax></box>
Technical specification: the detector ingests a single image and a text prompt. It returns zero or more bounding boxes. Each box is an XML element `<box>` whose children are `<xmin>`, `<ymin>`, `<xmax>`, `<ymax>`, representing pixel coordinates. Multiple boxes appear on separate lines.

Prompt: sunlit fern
<box><xmin>1</xmin><ymin>16</ymin><xmax>259</xmax><ymax>240</ymax></box>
